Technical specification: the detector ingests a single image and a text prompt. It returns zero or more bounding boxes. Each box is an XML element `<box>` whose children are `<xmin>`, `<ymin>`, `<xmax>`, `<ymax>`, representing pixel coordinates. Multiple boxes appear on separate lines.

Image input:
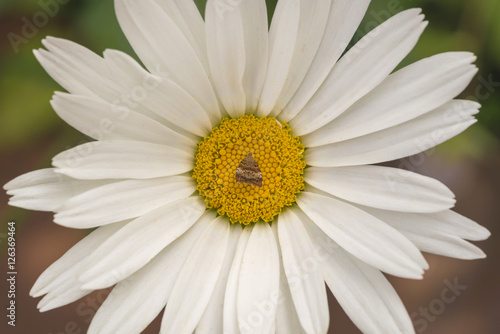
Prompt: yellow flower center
<box><xmin>193</xmin><ymin>115</ymin><xmax>306</xmax><ymax>225</ymax></box>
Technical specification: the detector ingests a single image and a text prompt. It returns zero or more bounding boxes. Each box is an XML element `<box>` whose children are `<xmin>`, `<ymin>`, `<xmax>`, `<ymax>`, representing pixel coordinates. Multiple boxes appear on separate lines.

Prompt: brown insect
<box><xmin>235</xmin><ymin>153</ymin><xmax>263</xmax><ymax>188</ymax></box>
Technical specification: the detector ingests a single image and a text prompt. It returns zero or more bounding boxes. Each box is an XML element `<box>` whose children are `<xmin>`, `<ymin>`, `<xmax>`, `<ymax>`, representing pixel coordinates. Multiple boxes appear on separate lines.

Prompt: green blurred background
<box><xmin>1</xmin><ymin>0</ymin><xmax>499</xmax><ymax>333</ymax></box>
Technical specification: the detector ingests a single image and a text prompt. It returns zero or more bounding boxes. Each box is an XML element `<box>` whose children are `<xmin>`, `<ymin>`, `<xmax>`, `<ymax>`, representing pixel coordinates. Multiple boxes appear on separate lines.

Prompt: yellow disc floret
<box><xmin>193</xmin><ymin>115</ymin><xmax>306</xmax><ymax>225</ymax></box>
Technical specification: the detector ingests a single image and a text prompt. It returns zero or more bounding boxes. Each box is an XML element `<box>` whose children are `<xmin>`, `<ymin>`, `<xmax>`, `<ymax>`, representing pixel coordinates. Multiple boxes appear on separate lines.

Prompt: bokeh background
<box><xmin>1</xmin><ymin>0</ymin><xmax>499</xmax><ymax>333</ymax></box>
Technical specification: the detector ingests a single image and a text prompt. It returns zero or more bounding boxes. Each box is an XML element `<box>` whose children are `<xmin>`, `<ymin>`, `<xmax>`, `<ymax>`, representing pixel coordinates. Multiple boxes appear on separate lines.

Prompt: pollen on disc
<box><xmin>193</xmin><ymin>115</ymin><xmax>306</xmax><ymax>225</ymax></box>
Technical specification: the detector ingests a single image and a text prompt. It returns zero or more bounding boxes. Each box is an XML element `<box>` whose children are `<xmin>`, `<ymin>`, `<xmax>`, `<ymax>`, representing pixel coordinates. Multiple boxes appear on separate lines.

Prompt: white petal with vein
<box><xmin>237</xmin><ymin>222</ymin><xmax>280</xmax><ymax>334</ymax></box>
<box><xmin>4</xmin><ymin>168</ymin><xmax>109</xmax><ymax>212</ymax></box>
<box><xmin>305</xmin><ymin>220</ymin><xmax>415</xmax><ymax>334</ymax></box>
<box><xmin>278</xmin><ymin>208</ymin><xmax>329</xmax><ymax>333</ymax></box>
<box><xmin>257</xmin><ymin>0</ymin><xmax>300</xmax><ymax>116</ymax></box>
<box><xmin>205</xmin><ymin>0</ymin><xmax>246</xmax><ymax>117</ymax></box>
<box><xmin>305</xmin><ymin>165</ymin><xmax>455</xmax><ymax>213</ymax></box>
<box><xmin>87</xmin><ymin>211</ymin><xmax>216</xmax><ymax>334</ymax></box>
<box><xmin>297</xmin><ymin>192</ymin><xmax>427</xmax><ymax>278</ymax></box>
<box><xmin>53</xmin><ymin>141</ymin><xmax>193</xmax><ymax>180</ymax></box>
<box><xmin>304</xmin><ymin>52</ymin><xmax>477</xmax><ymax>143</ymax></box>
<box><xmin>79</xmin><ymin>196</ymin><xmax>206</xmax><ymax>289</ymax></box>
<box><xmin>161</xmin><ymin>217</ymin><xmax>230</xmax><ymax>334</ymax></box>
<box><xmin>115</xmin><ymin>0</ymin><xmax>219</xmax><ymax>114</ymax></box>
<box><xmin>280</xmin><ymin>0</ymin><xmax>370</xmax><ymax>121</ymax></box>
<box><xmin>306</xmin><ymin>100</ymin><xmax>478</xmax><ymax>166</ymax></box>
<box><xmin>270</xmin><ymin>0</ymin><xmax>332</xmax><ymax>117</ymax></box>
<box><xmin>55</xmin><ymin>176</ymin><xmax>195</xmax><ymax>228</ymax></box>
<box><xmin>290</xmin><ymin>9</ymin><xmax>426</xmax><ymax>134</ymax></box>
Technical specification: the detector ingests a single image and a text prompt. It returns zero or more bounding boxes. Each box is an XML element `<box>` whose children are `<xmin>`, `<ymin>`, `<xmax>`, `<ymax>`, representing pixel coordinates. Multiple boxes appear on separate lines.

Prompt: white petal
<box><xmin>270</xmin><ymin>0</ymin><xmax>332</xmax><ymax>117</ymax></box>
<box><xmin>304</xmin><ymin>52</ymin><xmax>477</xmax><ymax>142</ymax></box>
<box><xmin>88</xmin><ymin>211</ymin><xmax>216</xmax><ymax>334</ymax></box>
<box><xmin>153</xmin><ymin>0</ymin><xmax>208</xmax><ymax>70</ymax></box>
<box><xmin>205</xmin><ymin>0</ymin><xmax>246</xmax><ymax>117</ymax></box>
<box><xmin>101</xmin><ymin>49</ymin><xmax>212</xmax><ymax>138</ymax></box>
<box><xmin>278</xmin><ymin>208</ymin><xmax>329</xmax><ymax>334</ymax></box>
<box><xmin>53</xmin><ymin>140</ymin><xmax>193</xmax><ymax>180</ymax></box>
<box><xmin>305</xmin><ymin>100</ymin><xmax>478</xmax><ymax>166</ymax></box>
<box><xmin>362</xmin><ymin>207</ymin><xmax>488</xmax><ymax>260</ymax></box>
<box><xmin>31</xmin><ymin>222</ymin><xmax>126</xmax><ymax>298</ymax></box>
<box><xmin>223</xmin><ymin>225</ymin><xmax>253</xmax><ymax>334</ymax></box>
<box><xmin>257</xmin><ymin>0</ymin><xmax>300</xmax><ymax>117</ymax></box>
<box><xmin>305</xmin><ymin>220</ymin><xmax>415</xmax><ymax>334</ymax></box>
<box><xmin>54</xmin><ymin>176</ymin><xmax>195</xmax><ymax>228</ymax></box>
<box><xmin>51</xmin><ymin>92</ymin><xmax>195</xmax><ymax>150</ymax></box>
<box><xmin>290</xmin><ymin>9</ymin><xmax>426</xmax><ymax>134</ymax></box>
<box><xmin>399</xmin><ymin>231</ymin><xmax>485</xmax><ymax>260</ymax></box>
<box><xmin>305</xmin><ymin>165</ymin><xmax>455</xmax><ymax>213</ymax></box>
<box><xmin>237</xmin><ymin>222</ymin><xmax>280</xmax><ymax>334</ymax></box>
<box><xmin>78</xmin><ymin>196</ymin><xmax>206</xmax><ymax>289</ymax></box>
<box><xmin>279</xmin><ymin>0</ymin><xmax>370</xmax><ymax>121</ymax></box>
<box><xmin>161</xmin><ymin>217</ymin><xmax>231</xmax><ymax>334</ymax></box>
<box><xmin>4</xmin><ymin>168</ymin><xmax>108</xmax><ymax>212</ymax></box>
<box><xmin>115</xmin><ymin>0</ymin><xmax>220</xmax><ymax>115</ymax></box>
<box><xmin>35</xmin><ymin>37</ymin><xmax>211</xmax><ymax>136</ymax></box>
<box><xmin>239</xmin><ymin>0</ymin><xmax>269</xmax><ymax>113</ymax></box>
<box><xmin>297</xmin><ymin>192</ymin><xmax>427</xmax><ymax>278</ymax></box>
<box><xmin>275</xmin><ymin>260</ymin><xmax>306</xmax><ymax>334</ymax></box>
<box><xmin>196</xmin><ymin>224</ymin><xmax>242</xmax><ymax>334</ymax></box>
<box><xmin>133</xmin><ymin>74</ymin><xmax>215</xmax><ymax>137</ymax></box>
<box><xmin>427</xmin><ymin>210</ymin><xmax>490</xmax><ymax>241</ymax></box>
<box><xmin>37</xmin><ymin>282</ymin><xmax>90</xmax><ymax>313</ymax></box>
<box><xmin>34</xmin><ymin>37</ymin><xmax>116</xmax><ymax>99</ymax></box>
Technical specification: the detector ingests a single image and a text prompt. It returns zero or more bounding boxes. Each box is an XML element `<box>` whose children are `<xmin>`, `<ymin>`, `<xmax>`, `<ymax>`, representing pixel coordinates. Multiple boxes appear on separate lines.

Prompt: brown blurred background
<box><xmin>1</xmin><ymin>0</ymin><xmax>499</xmax><ymax>333</ymax></box>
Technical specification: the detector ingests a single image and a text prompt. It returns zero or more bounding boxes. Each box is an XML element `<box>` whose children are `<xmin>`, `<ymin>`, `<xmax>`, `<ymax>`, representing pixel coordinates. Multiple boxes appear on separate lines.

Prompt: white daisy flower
<box><xmin>4</xmin><ymin>0</ymin><xmax>490</xmax><ymax>333</ymax></box>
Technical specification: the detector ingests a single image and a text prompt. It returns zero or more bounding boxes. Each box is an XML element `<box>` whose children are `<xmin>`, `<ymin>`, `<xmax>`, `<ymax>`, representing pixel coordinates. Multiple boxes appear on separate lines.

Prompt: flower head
<box><xmin>4</xmin><ymin>0</ymin><xmax>490</xmax><ymax>333</ymax></box>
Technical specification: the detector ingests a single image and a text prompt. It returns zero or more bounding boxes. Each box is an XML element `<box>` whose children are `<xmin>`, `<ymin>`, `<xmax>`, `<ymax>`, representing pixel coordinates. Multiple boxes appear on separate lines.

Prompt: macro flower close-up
<box><xmin>2</xmin><ymin>0</ymin><xmax>496</xmax><ymax>333</ymax></box>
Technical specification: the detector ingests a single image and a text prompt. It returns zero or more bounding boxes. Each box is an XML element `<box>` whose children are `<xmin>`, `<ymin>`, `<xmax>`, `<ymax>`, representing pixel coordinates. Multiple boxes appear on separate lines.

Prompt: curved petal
<box><xmin>115</xmin><ymin>0</ymin><xmax>220</xmax><ymax>115</ymax></box>
<box><xmin>87</xmin><ymin>211</ymin><xmax>216</xmax><ymax>334</ymax></box>
<box><xmin>153</xmin><ymin>0</ymin><xmax>208</xmax><ymax>70</ymax></box>
<box><xmin>257</xmin><ymin>0</ymin><xmax>300</xmax><ymax>117</ymax></box>
<box><xmin>305</xmin><ymin>100</ymin><xmax>478</xmax><ymax>166</ymax></box>
<box><xmin>223</xmin><ymin>225</ymin><xmax>253</xmax><ymax>334</ymax></box>
<box><xmin>196</xmin><ymin>224</ymin><xmax>242</xmax><ymax>334</ymax></box>
<box><xmin>290</xmin><ymin>9</ymin><xmax>426</xmax><ymax>134</ymax></box>
<box><xmin>270</xmin><ymin>0</ymin><xmax>332</xmax><ymax>117</ymax></box>
<box><xmin>305</xmin><ymin>165</ymin><xmax>455</xmax><ymax>213</ymax></box>
<box><xmin>54</xmin><ymin>176</ymin><xmax>196</xmax><ymax>228</ymax></box>
<box><xmin>53</xmin><ymin>141</ymin><xmax>194</xmax><ymax>180</ymax></box>
<box><xmin>240</xmin><ymin>0</ymin><xmax>269</xmax><ymax>113</ymax></box>
<box><xmin>51</xmin><ymin>92</ymin><xmax>196</xmax><ymax>150</ymax></box>
<box><xmin>297</xmin><ymin>192</ymin><xmax>428</xmax><ymax>278</ymax></box>
<box><xmin>4</xmin><ymin>168</ymin><xmax>109</xmax><ymax>212</ymax></box>
<box><xmin>102</xmin><ymin>49</ymin><xmax>214</xmax><ymax>137</ymax></box>
<box><xmin>304</xmin><ymin>52</ymin><xmax>477</xmax><ymax>143</ymax></box>
<box><xmin>362</xmin><ymin>207</ymin><xmax>488</xmax><ymax>260</ymax></box>
<box><xmin>205</xmin><ymin>0</ymin><xmax>246</xmax><ymax>117</ymax></box>
<box><xmin>31</xmin><ymin>221</ymin><xmax>126</xmax><ymax>298</ymax></box>
<box><xmin>276</xmin><ymin>260</ymin><xmax>307</xmax><ymax>334</ymax></box>
<box><xmin>78</xmin><ymin>196</ymin><xmax>206</xmax><ymax>289</ymax></box>
<box><xmin>305</xmin><ymin>220</ymin><xmax>415</xmax><ymax>334</ymax></box>
<box><xmin>161</xmin><ymin>217</ymin><xmax>230</xmax><ymax>334</ymax></box>
<box><xmin>34</xmin><ymin>37</ymin><xmax>117</xmax><ymax>99</ymax></box>
<box><xmin>34</xmin><ymin>221</ymin><xmax>128</xmax><ymax>312</ymax></box>
<box><xmin>278</xmin><ymin>208</ymin><xmax>329</xmax><ymax>333</ymax></box>
<box><xmin>237</xmin><ymin>222</ymin><xmax>280</xmax><ymax>334</ymax></box>
<box><xmin>279</xmin><ymin>0</ymin><xmax>370</xmax><ymax>121</ymax></box>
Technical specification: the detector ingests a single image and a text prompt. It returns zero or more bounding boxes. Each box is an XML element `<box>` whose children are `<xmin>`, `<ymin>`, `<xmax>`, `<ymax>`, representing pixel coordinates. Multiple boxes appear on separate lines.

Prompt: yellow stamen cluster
<box><xmin>193</xmin><ymin>115</ymin><xmax>306</xmax><ymax>225</ymax></box>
